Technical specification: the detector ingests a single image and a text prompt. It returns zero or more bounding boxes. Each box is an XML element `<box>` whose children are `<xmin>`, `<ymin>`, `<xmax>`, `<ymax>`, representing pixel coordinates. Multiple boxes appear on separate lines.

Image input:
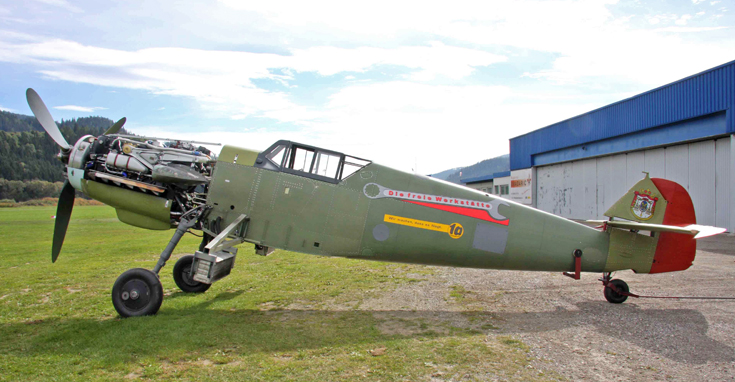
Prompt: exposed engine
<box><xmin>67</xmin><ymin>133</ymin><xmax>218</xmax><ymax>225</ymax></box>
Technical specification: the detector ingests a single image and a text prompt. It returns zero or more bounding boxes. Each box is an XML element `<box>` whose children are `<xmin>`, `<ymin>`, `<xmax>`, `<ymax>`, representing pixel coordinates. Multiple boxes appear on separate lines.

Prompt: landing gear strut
<box><xmin>112</xmin><ymin>214</ymin><xmax>200</xmax><ymax>318</ymax></box>
<box><xmin>601</xmin><ymin>272</ymin><xmax>629</xmax><ymax>304</ymax></box>
<box><xmin>111</xmin><ymin>210</ymin><xmax>248</xmax><ymax>318</ymax></box>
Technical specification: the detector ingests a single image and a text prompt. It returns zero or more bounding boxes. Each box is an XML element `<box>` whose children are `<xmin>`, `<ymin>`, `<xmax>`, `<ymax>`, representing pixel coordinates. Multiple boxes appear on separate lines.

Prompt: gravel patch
<box><xmin>357</xmin><ymin>236</ymin><xmax>735</xmax><ymax>381</ymax></box>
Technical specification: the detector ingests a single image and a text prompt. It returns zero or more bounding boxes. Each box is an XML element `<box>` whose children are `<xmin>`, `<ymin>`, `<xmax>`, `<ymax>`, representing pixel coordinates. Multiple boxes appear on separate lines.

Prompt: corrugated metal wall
<box><xmin>536</xmin><ymin>137</ymin><xmax>730</xmax><ymax>228</ymax></box>
<box><xmin>511</xmin><ymin>60</ymin><xmax>735</xmax><ymax>170</ymax></box>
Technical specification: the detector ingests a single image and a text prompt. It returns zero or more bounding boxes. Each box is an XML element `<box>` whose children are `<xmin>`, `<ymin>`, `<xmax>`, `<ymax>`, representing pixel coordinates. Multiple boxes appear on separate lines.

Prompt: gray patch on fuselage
<box><xmin>473</xmin><ymin>222</ymin><xmax>508</xmax><ymax>254</ymax></box>
<box><xmin>373</xmin><ymin>224</ymin><xmax>390</xmax><ymax>242</ymax></box>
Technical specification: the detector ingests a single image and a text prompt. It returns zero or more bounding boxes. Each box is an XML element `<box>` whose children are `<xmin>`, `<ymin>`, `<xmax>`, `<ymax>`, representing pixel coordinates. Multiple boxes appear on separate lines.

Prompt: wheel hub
<box><xmin>181</xmin><ymin>265</ymin><xmax>200</xmax><ymax>287</ymax></box>
<box><xmin>120</xmin><ymin>279</ymin><xmax>151</xmax><ymax>311</ymax></box>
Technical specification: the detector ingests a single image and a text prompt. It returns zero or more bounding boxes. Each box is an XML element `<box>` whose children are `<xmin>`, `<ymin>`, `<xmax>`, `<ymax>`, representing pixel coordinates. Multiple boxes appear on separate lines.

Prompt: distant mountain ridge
<box><xmin>431</xmin><ymin>154</ymin><xmax>510</xmax><ymax>184</ymax></box>
<box><xmin>429</xmin><ymin>167</ymin><xmax>462</xmax><ymax>181</ymax></box>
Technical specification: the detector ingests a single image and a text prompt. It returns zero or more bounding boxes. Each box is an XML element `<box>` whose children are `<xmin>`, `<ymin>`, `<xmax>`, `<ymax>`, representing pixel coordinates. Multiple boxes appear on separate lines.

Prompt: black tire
<box><xmin>112</xmin><ymin>268</ymin><xmax>163</xmax><ymax>318</ymax></box>
<box><xmin>604</xmin><ymin>279</ymin><xmax>629</xmax><ymax>304</ymax></box>
<box><xmin>173</xmin><ymin>255</ymin><xmax>211</xmax><ymax>293</ymax></box>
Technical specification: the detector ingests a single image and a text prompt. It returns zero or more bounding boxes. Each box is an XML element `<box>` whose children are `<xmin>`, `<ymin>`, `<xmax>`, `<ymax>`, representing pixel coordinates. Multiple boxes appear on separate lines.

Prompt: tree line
<box><xmin>0</xmin><ymin>178</ymin><xmax>64</xmax><ymax>202</ymax></box>
<box><xmin>0</xmin><ymin>110</ymin><xmax>129</xmax><ymax>201</ymax></box>
<box><xmin>0</xmin><ymin>111</ymin><xmax>128</xmax><ymax>182</ymax></box>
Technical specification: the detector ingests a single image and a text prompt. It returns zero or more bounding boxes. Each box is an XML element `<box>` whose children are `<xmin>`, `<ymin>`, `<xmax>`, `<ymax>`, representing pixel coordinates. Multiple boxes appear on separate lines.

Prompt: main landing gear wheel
<box><xmin>173</xmin><ymin>255</ymin><xmax>211</xmax><ymax>293</ymax></box>
<box><xmin>604</xmin><ymin>279</ymin><xmax>629</xmax><ymax>304</ymax></box>
<box><xmin>112</xmin><ymin>268</ymin><xmax>163</xmax><ymax>318</ymax></box>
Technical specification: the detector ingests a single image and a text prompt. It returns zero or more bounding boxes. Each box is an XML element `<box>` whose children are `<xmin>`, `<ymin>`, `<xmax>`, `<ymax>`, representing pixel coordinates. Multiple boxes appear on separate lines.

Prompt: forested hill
<box><xmin>431</xmin><ymin>154</ymin><xmax>509</xmax><ymax>184</ymax></box>
<box><xmin>0</xmin><ymin>111</ymin><xmax>129</xmax><ymax>182</ymax></box>
<box><xmin>0</xmin><ymin>111</ymin><xmax>123</xmax><ymax>133</ymax></box>
<box><xmin>0</xmin><ymin>110</ymin><xmax>44</xmax><ymax>132</ymax></box>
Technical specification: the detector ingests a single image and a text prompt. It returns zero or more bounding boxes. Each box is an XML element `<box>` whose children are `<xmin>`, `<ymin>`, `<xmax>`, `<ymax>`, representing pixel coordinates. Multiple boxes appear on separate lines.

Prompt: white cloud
<box><xmin>53</xmin><ymin>105</ymin><xmax>107</xmax><ymax>112</ymax></box>
<box><xmin>0</xmin><ymin>36</ymin><xmax>505</xmax><ymax>124</ymax></box>
<box><xmin>4</xmin><ymin>1</ymin><xmax>730</xmax><ymax>96</ymax></box>
<box><xmin>137</xmin><ymin>82</ymin><xmax>609</xmax><ymax>172</ymax></box>
<box><xmin>692</xmin><ymin>0</ymin><xmax>706</xmax><ymax>3</ymax></box>
<box><xmin>0</xmin><ymin>105</ymin><xmax>16</xmax><ymax>112</ymax></box>
<box><xmin>654</xmin><ymin>26</ymin><xmax>728</xmax><ymax>32</ymax></box>
<box><xmin>30</xmin><ymin>0</ymin><xmax>82</xmax><ymax>13</ymax></box>
<box><xmin>3</xmin><ymin>0</ymin><xmax>735</xmax><ymax>172</ymax></box>
<box><xmin>291</xmin><ymin>42</ymin><xmax>505</xmax><ymax>80</ymax></box>
<box><xmin>675</xmin><ymin>14</ymin><xmax>693</xmax><ymax>25</ymax></box>
<box><xmin>216</xmin><ymin>1</ymin><xmax>735</xmax><ymax>88</ymax></box>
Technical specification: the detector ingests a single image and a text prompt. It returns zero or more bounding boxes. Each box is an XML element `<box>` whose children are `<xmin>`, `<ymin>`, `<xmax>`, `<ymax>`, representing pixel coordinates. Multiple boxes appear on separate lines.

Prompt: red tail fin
<box><xmin>649</xmin><ymin>178</ymin><xmax>696</xmax><ymax>274</ymax></box>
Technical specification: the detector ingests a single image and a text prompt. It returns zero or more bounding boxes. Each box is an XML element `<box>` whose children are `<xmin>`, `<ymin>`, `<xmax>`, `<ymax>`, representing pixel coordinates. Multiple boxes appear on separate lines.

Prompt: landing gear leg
<box><xmin>152</xmin><ymin>217</ymin><xmax>198</xmax><ymax>275</ymax></box>
<box><xmin>112</xmin><ymin>216</ymin><xmax>199</xmax><ymax>318</ymax></box>
<box><xmin>600</xmin><ymin>272</ymin><xmax>629</xmax><ymax>304</ymax></box>
<box><xmin>198</xmin><ymin>233</ymin><xmax>211</xmax><ymax>252</ymax></box>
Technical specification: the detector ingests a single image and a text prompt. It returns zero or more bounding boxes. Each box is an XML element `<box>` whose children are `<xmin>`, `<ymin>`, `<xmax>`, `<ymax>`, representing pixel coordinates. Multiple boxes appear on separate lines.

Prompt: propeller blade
<box><xmin>26</xmin><ymin>88</ymin><xmax>71</xmax><ymax>150</ymax></box>
<box><xmin>52</xmin><ymin>180</ymin><xmax>76</xmax><ymax>263</ymax></box>
<box><xmin>104</xmin><ymin>117</ymin><xmax>126</xmax><ymax>135</ymax></box>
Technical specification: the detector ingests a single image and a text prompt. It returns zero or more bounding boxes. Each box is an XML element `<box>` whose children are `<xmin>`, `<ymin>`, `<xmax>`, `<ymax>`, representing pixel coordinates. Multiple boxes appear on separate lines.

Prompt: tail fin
<box><xmin>605</xmin><ymin>174</ymin><xmax>697</xmax><ymax>274</ymax></box>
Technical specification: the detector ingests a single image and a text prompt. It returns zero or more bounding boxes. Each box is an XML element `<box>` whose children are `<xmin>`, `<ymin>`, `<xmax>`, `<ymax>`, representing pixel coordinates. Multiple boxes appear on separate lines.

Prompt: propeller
<box><xmin>26</xmin><ymin>88</ymin><xmax>127</xmax><ymax>262</ymax></box>
<box><xmin>52</xmin><ymin>181</ymin><xmax>76</xmax><ymax>263</ymax></box>
<box><xmin>26</xmin><ymin>88</ymin><xmax>71</xmax><ymax>151</ymax></box>
<box><xmin>105</xmin><ymin>117</ymin><xmax>126</xmax><ymax>135</ymax></box>
<box><xmin>26</xmin><ymin>88</ymin><xmax>74</xmax><ymax>261</ymax></box>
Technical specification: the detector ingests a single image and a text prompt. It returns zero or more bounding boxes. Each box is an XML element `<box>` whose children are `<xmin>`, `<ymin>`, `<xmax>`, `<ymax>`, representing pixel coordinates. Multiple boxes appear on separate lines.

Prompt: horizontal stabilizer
<box><xmin>585</xmin><ymin>220</ymin><xmax>726</xmax><ymax>239</ymax></box>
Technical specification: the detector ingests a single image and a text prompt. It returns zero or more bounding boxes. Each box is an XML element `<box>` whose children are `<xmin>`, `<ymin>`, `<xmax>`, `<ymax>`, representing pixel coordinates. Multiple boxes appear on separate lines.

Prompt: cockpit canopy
<box><xmin>255</xmin><ymin>140</ymin><xmax>371</xmax><ymax>184</ymax></box>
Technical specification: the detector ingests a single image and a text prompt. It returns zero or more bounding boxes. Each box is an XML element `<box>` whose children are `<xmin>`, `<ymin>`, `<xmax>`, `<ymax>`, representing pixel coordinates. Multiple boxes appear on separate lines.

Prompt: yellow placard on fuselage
<box><xmin>384</xmin><ymin>214</ymin><xmax>463</xmax><ymax>239</ymax></box>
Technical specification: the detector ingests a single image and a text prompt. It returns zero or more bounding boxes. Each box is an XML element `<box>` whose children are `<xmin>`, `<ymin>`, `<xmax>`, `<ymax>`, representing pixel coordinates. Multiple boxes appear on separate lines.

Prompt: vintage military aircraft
<box><xmin>26</xmin><ymin>88</ymin><xmax>726</xmax><ymax>318</ymax></box>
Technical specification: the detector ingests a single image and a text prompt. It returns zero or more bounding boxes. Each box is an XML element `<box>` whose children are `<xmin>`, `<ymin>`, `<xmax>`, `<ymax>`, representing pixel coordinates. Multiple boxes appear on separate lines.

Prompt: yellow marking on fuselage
<box><xmin>384</xmin><ymin>214</ymin><xmax>463</xmax><ymax>239</ymax></box>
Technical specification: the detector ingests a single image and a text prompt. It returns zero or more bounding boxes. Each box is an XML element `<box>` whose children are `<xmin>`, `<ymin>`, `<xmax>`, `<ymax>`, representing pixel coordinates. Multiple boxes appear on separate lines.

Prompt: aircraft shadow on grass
<box><xmin>8</xmin><ymin>294</ymin><xmax>733</xmax><ymax>365</ymax></box>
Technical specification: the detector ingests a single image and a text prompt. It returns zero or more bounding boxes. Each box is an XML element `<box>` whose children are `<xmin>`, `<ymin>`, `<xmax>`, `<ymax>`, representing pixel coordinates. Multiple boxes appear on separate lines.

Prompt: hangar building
<box><xmin>507</xmin><ymin>60</ymin><xmax>735</xmax><ymax>231</ymax></box>
<box><xmin>460</xmin><ymin>171</ymin><xmax>510</xmax><ymax>197</ymax></box>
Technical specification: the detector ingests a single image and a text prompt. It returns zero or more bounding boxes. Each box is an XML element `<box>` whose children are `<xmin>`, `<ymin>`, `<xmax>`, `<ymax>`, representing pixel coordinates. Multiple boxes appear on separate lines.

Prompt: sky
<box><xmin>0</xmin><ymin>0</ymin><xmax>733</xmax><ymax>174</ymax></box>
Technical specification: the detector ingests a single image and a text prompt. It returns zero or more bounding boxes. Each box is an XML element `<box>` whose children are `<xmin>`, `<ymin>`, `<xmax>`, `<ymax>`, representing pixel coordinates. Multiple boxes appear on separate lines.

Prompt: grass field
<box><xmin>0</xmin><ymin>206</ymin><xmax>551</xmax><ymax>381</ymax></box>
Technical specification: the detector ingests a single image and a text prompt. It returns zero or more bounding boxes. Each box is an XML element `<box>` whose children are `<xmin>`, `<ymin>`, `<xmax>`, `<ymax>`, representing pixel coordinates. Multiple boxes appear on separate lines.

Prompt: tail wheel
<box><xmin>604</xmin><ymin>279</ymin><xmax>629</xmax><ymax>304</ymax></box>
<box><xmin>173</xmin><ymin>255</ymin><xmax>211</xmax><ymax>293</ymax></box>
<box><xmin>112</xmin><ymin>268</ymin><xmax>163</xmax><ymax>317</ymax></box>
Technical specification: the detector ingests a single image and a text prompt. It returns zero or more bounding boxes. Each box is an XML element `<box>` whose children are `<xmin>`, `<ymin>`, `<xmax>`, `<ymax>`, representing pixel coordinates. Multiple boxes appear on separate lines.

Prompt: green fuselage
<box><xmin>205</xmin><ymin>146</ymin><xmax>611</xmax><ymax>273</ymax></box>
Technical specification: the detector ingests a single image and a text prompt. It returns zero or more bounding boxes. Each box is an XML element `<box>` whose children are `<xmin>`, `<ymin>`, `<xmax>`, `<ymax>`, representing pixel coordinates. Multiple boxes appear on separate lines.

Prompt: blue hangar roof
<box><xmin>462</xmin><ymin>170</ymin><xmax>511</xmax><ymax>184</ymax></box>
<box><xmin>509</xmin><ymin>60</ymin><xmax>735</xmax><ymax>170</ymax></box>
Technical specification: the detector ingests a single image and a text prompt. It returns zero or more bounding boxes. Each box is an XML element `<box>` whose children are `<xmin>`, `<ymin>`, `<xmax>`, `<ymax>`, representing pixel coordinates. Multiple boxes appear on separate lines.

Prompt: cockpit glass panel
<box><xmin>266</xmin><ymin>144</ymin><xmax>286</xmax><ymax>166</ymax></box>
<box><xmin>289</xmin><ymin>146</ymin><xmax>315</xmax><ymax>172</ymax></box>
<box><xmin>312</xmin><ymin>152</ymin><xmax>341</xmax><ymax>178</ymax></box>
<box><xmin>258</xmin><ymin>140</ymin><xmax>372</xmax><ymax>183</ymax></box>
<box><xmin>341</xmin><ymin>156</ymin><xmax>371</xmax><ymax>180</ymax></box>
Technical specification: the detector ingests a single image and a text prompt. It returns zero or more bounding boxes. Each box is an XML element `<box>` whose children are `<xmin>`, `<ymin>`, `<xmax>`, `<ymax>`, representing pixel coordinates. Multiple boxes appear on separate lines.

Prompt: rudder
<box><xmin>604</xmin><ymin>174</ymin><xmax>697</xmax><ymax>274</ymax></box>
<box><xmin>648</xmin><ymin>178</ymin><xmax>696</xmax><ymax>273</ymax></box>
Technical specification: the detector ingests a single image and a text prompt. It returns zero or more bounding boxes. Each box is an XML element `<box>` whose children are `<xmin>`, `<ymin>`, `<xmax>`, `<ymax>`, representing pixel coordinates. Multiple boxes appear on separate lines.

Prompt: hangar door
<box><xmin>535</xmin><ymin>137</ymin><xmax>730</xmax><ymax>229</ymax></box>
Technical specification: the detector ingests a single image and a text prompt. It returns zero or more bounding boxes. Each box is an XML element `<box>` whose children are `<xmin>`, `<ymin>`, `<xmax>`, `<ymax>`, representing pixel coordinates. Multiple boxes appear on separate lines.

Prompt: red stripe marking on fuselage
<box><xmin>403</xmin><ymin>200</ymin><xmax>509</xmax><ymax>226</ymax></box>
